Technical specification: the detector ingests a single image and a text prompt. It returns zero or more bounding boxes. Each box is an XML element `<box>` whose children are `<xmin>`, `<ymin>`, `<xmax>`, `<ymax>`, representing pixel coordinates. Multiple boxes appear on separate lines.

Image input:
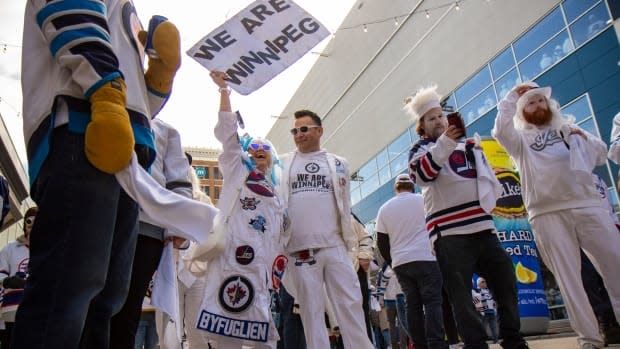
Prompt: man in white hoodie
<box><xmin>493</xmin><ymin>82</ymin><xmax>620</xmax><ymax>349</ymax></box>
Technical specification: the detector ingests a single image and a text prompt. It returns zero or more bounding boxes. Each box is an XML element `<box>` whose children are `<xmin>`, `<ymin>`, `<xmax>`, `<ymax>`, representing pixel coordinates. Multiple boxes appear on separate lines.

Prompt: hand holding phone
<box><xmin>446</xmin><ymin>112</ymin><xmax>466</xmax><ymax>137</ymax></box>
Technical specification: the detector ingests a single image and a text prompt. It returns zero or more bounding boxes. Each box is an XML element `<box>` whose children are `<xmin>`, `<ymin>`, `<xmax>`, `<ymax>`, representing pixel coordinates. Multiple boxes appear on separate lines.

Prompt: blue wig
<box><xmin>239</xmin><ymin>133</ymin><xmax>281</xmax><ymax>185</ymax></box>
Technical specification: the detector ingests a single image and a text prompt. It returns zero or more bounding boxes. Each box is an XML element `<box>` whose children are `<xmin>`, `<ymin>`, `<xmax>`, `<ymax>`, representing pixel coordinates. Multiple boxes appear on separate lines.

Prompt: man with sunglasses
<box><xmin>279</xmin><ymin>110</ymin><xmax>373</xmax><ymax>349</ymax></box>
<box><xmin>0</xmin><ymin>206</ymin><xmax>37</xmax><ymax>349</ymax></box>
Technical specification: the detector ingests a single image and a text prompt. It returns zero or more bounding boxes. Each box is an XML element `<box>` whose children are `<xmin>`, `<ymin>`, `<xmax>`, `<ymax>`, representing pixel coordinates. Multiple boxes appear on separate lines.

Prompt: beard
<box><xmin>522</xmin><ymin>107</ymin><xmax>552</xmax><ymax>126</ymax></box>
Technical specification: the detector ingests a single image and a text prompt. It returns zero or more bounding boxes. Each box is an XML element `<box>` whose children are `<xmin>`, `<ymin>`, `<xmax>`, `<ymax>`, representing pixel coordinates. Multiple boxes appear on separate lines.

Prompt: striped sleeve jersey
<box><xmin>22</xmin><ymin>0</ymin><xmax>167</xmax><ymax>146</ymax></box>
<box><xmin>408</xmin><ymin>135</ymin><xmax>496</xmax><ymax>246</ymax></box>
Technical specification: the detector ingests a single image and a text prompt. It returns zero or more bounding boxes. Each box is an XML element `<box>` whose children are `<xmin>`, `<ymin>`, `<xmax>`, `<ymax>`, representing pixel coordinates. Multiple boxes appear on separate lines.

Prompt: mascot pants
<box><xmin>12</xmin><ymin>126</ymin><xmax>139</xmax><ymax>349</ymax></box>
<box><xmin>531</xmin><ymin>206</ymin><xmax>620</xmax><ymax>348</ymax></box>
<box><xmin>288</xmin><ymin>245</ymin><xmax>374</xmax><ymax>349</ymax></box>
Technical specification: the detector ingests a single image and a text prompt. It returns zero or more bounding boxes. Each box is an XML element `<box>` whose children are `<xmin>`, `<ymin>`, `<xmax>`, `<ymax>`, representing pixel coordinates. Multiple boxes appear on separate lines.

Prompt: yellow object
<box><xmin>480</xmin><ymin>138</ymin><xmax>517</xmax><ymax>171</ymax></box>
<box><xmin>143</xmin><ymin>21</ymin><xmax>181</xmax><ymax>94</ymax></box>
<box><xmin>86</xmin><ymin>78</ymin><xmax>135</xmax><ymax>174</ymax></box>
<box><xmin>515</xmin><ymin>261</ymin><xmax>538</xmax><ymax>284</ymax></box>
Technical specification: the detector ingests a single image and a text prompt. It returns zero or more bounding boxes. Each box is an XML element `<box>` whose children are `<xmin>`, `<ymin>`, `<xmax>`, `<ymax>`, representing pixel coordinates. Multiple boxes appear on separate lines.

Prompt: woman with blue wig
<box><xmin>193</xmin><ymin>71</ymin><xmax>287</xmax><ymax>349</ymax></box>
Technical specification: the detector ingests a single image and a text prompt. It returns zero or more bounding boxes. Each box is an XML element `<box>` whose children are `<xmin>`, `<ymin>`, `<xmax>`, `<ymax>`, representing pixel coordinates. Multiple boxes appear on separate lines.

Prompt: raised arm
<box><xmin>211</xmin><ymin>71</ymin><xmax>243</xmax><ymax>177</ymax></box>
<box><xmin>492</xmin><ymin>86</ymin><xmax>530</xmax><ymax>156</ymax></box>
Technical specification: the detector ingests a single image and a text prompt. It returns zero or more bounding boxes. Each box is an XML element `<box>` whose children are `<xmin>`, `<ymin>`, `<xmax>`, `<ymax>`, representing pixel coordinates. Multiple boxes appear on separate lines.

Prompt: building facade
<box><xmin>268</xmin><ymin>0</ymin><xmax>620</xmax><ymax>322</ymax></box>
<box><xmin>185</xmin><ymin>147</ymin><xmax>223</xmax><ymax>204</ymax></box>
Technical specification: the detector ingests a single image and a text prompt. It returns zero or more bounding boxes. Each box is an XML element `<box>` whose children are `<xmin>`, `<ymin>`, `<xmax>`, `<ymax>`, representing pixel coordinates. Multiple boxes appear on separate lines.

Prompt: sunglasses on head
<box><xmin>289</xmin><ymin>125</ymin><xmax>320</xmax><ymax>135</ymax></box>
<box><xmin>249</xmin><ymin>143</ymin><xmax>271</xmax><ymax>151</ymax></box>
<box><xmin>25</xmin><ymin>217</ymin><xmax>35</xmax><ymax>225</ymax></box>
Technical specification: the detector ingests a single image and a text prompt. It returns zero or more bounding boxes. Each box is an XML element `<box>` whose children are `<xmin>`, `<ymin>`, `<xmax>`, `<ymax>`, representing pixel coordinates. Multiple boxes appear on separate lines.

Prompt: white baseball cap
<box><xmin>395</xmin><ymin>174</ymin><xmax>414</xmax><ymax>184</ymax></box>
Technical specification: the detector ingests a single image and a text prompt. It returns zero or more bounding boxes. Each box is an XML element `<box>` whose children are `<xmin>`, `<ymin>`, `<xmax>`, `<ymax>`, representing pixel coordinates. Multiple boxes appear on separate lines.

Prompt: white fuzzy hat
<box><xmin>403</xmin><ymin>85</ymin><xmax>442</xmax><ymax>125</ymax></box>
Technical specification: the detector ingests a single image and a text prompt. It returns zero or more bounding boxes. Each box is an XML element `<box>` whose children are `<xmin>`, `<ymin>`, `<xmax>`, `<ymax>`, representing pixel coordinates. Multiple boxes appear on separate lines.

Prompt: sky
<box><xmin>0</xmin><ymin>0</ymin><xmax>356</xmax><ymax>167</ymax></box>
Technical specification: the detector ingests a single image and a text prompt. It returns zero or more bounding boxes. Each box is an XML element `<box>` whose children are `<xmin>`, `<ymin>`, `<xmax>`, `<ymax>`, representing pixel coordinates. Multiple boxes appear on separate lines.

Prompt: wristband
<box><xmin>218</xmin><ymin>87</ymin><xmax>231</xmax><ymax>94</ymax></box>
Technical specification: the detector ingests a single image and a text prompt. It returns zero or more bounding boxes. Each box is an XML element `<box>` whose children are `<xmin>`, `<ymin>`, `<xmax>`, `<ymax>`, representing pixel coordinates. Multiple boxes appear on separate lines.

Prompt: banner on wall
<box><xmin>481</xmin><ymin>138</ymin><xmax>549</xmax><ymax>333</ymax></box>
<box><xmin>187</xmin><ymin>0</ymin><xmax>330</xmax><ymax>95</ymax></box>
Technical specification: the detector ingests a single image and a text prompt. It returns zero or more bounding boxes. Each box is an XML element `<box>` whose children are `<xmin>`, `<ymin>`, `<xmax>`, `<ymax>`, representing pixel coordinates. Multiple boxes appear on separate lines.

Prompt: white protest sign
<box><xmin>187</xmin><ymin>0</ymin><xmax>330</xmax><ymax>95</ymax></box>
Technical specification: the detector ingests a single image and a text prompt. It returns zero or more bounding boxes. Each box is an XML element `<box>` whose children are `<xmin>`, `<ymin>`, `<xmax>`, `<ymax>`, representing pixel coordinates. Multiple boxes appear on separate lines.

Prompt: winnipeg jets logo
<box><xmin>448</xmin><ymin>150</ymin><xmax>477</xmax><ymax>178</ymax></box>
<box><xmin>249</xmin><ymin>215</ymin><xmax>267</xmax><ymax>233</ymax></box>
<box><xmin>529</xmin><ymin>130</ymin><xmax>563</xmax><ymax>151</ymax></box>
<box><xmin>305</xmin><ymin>163</ymin><xmax>319</xmax><ymax>173</ymax></box>
<box><xmin>240</xmin><ymin>197</ymin><xmax>260</xmax><ymax>210</ymax></box>
<box><xmin>219</xmin><ymin>275</ymin><xmax>254</xmax><ymax>313</ymax></box>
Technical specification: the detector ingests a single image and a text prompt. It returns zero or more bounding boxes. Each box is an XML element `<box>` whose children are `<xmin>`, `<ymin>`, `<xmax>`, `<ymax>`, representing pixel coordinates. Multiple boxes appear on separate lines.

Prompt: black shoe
<box><xmin>603</xmin><ymin>323</ymin><xmax>620</xmax><ymax>345</ymax></box>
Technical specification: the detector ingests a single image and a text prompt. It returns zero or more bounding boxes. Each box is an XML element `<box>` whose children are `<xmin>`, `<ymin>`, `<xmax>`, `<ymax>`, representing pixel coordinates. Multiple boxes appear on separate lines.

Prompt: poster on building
<box><xmin>187</xmin><ymin>0</ymin><xmax>330</xmax><ymax>95</ymax></box>
<box><xmin>481</xmin><ymin>138</ymin><xmax>549</xmax><ymax>334</ymax></box>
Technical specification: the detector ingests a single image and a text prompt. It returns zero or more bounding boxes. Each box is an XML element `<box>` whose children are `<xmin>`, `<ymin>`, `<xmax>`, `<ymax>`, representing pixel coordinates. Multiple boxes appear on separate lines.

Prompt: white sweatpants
<box><xmin>180</xmin><ymin>277</ymin><xmax>208</xmax><ymax>349</ymax></box>
<box><xmin>288</xmin><ymin>245</ymin><xmax>374</xmax><ymax>349</ymax></box>
<box><xmin>530</xmin><ymin>206</ymin><xmax>620</xmax><ymax>348</ymax></box>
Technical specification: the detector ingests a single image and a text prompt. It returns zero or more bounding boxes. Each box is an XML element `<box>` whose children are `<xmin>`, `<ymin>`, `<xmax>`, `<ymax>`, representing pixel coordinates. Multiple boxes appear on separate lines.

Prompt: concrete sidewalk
<box><xmin>487</xmin><ymin>333</ymin><xmax>620</xmax><ymax>349</ymax></box>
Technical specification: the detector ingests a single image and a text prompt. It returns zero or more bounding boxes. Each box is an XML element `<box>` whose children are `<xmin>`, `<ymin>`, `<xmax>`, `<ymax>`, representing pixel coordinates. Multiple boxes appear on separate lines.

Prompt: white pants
<box><xmin>531</xmin><ymin>206</ymin><xmax>620</xmax><ymax>348</ymax></box>
<box><xmin>289</xmin><ymin>245</ymin><xmax>374</xmax><ymax>349</ymax></box>
<box><xmin>180</xmin><ymin>277</ymin><xmax>208</xmax><ymax>349</ymax></box>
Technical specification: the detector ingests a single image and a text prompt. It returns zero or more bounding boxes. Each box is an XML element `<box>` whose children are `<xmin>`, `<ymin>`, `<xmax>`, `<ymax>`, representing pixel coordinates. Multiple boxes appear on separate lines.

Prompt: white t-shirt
<box><xmin>376</xmin><ymin>192</ymin><xmax>435</xmax><ymax>267</ymax></box>
<box><xmin>287</xmin><ymin>150</ymin><xmax>342</xmax><ymax>252</ymax></box>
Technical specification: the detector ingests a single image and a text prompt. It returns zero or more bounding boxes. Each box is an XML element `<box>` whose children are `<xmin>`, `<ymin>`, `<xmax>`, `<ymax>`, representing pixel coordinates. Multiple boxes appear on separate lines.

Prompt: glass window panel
<box><xmin>561</xmin><ymin>95</ymin><xmax>591</xmax><ymax>123</ymax></box>
<box><xmin>455</xmin><ymin>66</ymin><xmax>492</xmax><ymax>106</ymax></box>
<box><xmin>563</xmin><ymin>0</ymin><xmax>599</xmax><ymax>23</ymax></box>
<box><xmin>490</xmin><ymin>47</ymin><xmax>515</xmax><ymax>79</ymax></box>
<box><xmin>194</xmin><ymin>166</ymin><xmax>208</xmax><ymax>179</ymax></box>
<box><xmin>570</xmin><ymin>2</ymin><xmax>610</xmax><ymax>47</ymax></box>
<box><xmin>458</xmin><ymin>86</ymin><xmax>497</xmax><ymax>124</ymax></box>
<box><xmin>214</xmin><ymin>166</ymin><xmax>223</xmax><ymax>179</ymax></box>
<box><xmin>577</xmin><ymin>118</ymin><xmax>599</xmax><ymax>138</ymax></box>
<box><xmin>443</xmin><ymin>93</ymin><xmax>457</xmax><ymax>111</ymax></box>
<box><xmin>376</xmin><ymin>148</ymin><xmax>389</xmax><ymax>168</ymax></box>
<box><xmin>513</xmin><ymin>7</ymin><xmax>564</xmax><ymax>62</ymax></box>
<box><xmin>608</xmin><ymin>188</ymin><xmax>619</xmax><ymax>213</ymax></box>
<box><xmin>360</xmin><ymin>173</ymin><xmax>379</xmax><ymax>198</ymax></box>
<box><xmin>351</xmin><ymin>186</ymin><xmax>361</xmax><ymax>205</ymax></box>
<box><xmin>358</xmin><ymin>158</ymin><xmax>377</xmax><ymax>179</ymax></box>
<box><xmin>518</xmin><ymin>30</ymin><xmax>573</xmax><ymax>81</ymax></box>
<box><xmin>495</xmin><ymin>68</ymin><xmax>521</xmax><ymax>100</ymax></box>
<box><xmin>389</xmin><ymin>151</ymin><xmax>408</xmax><ymax>175</ymax></box>
<box><xmin>387</xmin><ymin>131</ymin><xmax>411</xmax><ymax>159</ymax></box>
<box><xmin>467</xmin><ymin>110</ymin><xmax>496</xmax><ymax>137</ymax></box>
<box><xmin>378</xmin><ymin>165</ymin><xmax>391</xmax><ymax>185</ymax></box>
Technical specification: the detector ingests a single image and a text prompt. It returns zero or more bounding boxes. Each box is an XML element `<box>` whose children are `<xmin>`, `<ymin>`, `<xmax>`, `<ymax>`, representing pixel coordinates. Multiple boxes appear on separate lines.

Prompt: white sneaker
<box><xmin>449</xmin><ymin>344</ymin><xmax>463</xmax><ymax>349</ymax></box>
<box><xmin>581</xmin><ymin>343</ymin><xmax>602</xmax><ymax>349</ymax></box>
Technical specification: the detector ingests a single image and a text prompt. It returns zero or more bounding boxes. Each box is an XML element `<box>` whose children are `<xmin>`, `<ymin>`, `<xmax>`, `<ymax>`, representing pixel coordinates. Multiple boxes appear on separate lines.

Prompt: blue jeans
<box><xmin>11</xmin><ymin>126</ymin><xmax>139</xmax><ymax>349</ymax></box>
<box><xmin>481</xmin><ymin>312</ymin><xmax>498</xmax><ymax>342</ymax></box>
<box><xmin>135</xmin><ymin>312</ymin><xmax>158</xmax><ymax>349</ymax></box>
<box><xmin>435</xmin><ymin>231</ymin><xmax>525</xmax><ymax>349</ymax></box>
<box><xmin>278</xmin><ymin>285</ymin><xmax>306</xmax><ymax>349</ymax></box>
<box><xmin>394</xmin><ymin>261</ymin><xmax>446</xmax><ymax>349</ymax></box>
<box><xmin>395</xmin><ymin>294</ymin><xmax>408</xmax><ymax>337</ymax></box>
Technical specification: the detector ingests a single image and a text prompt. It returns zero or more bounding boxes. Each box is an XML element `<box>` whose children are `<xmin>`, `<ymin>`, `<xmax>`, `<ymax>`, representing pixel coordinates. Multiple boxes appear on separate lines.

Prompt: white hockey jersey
<box><xmin>22</xmin><ymin>0</ymin><xmax>167</xmax><ymax>180</ymax></box>
<box><xmin>0</xmin><ymin>235</ymin><xmax>29</xmax><ymax>322</ymax></box>
<box><xmin>409</xmin><ymin>136</ymin><xmax>497</xmax><ymax>246</ymax></box>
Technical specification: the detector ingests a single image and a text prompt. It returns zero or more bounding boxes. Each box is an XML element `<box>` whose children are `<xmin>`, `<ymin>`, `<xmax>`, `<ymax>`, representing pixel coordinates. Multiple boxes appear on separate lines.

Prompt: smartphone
<box><xmin>446</xmin><ymin>112</ymin><xmax>466</xmax><ymax>136</ymax></box>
